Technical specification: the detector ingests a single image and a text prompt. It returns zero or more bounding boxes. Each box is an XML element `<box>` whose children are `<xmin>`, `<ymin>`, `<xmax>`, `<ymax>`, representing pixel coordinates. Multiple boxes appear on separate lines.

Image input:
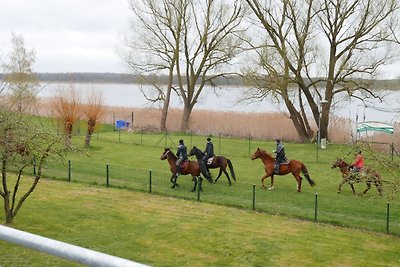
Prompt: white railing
<box><xmin>0</xmin><ymin>225</ymin><xmax>150</xmax><ymax>267</ymax></box>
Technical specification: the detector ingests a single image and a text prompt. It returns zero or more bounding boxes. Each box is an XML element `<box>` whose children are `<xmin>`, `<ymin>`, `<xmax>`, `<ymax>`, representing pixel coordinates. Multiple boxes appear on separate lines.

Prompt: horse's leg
<box><xmin>198</xmin><ymin>176</ymin><xmax>203</xmax><ymax>191</ymax></box>
<box><xmin>261</xmin><ymin>173</ymin><xmax>269</xmax><ymax>189</ymax></box>
<box><xmin>338</xmin><ymin>179</ymin><xmax>346</xmax><ymax>193</ymax></box>
<box><xmin>269</xmin><ymin>174</ymin><xmax>274</xmax><ymax>190</ymax></box>
<box><xmin>363</xmin><ymin>181</ymin><xmax>371</xmax><ymax>195</ymax></box>
<box><xmin>295</xmin><ymin>175</ymin><xmax>302</xmax><ymax>192</ymax></box>
<box><xmin>170</xmin><ymin>174</ymin><xmax>177</xmax><ymax>188</ymax></box>
<box><xmin>214</xmin><ymin>169</ymin><xmax>223</xmax><ymax>184</ymax></box>
<box><xmin>222</xmin><ymin>169</ymin><xmax>232</xmax><ymax>186</ymax></box>
<box><xmin>375</xmin><ymin>179</ymin><xmax>383</xmax><ymax>196</ymax></box>
<box><xmin>191</xmin><ymin>176</ymin><xmax>197</xmax><ymax>192</ymax></box>
<box><xmin>350</xmin><ymin>183</ymin><xmax>356</xmax><ymax>195</ymax></box>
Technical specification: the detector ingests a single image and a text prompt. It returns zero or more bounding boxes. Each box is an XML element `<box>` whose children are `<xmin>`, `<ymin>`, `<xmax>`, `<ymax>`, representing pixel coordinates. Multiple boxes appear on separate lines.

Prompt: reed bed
<box><xmin>34</xmin><ymin>97</ymin><xmax>400</xmax><ymax>149</ymax></box>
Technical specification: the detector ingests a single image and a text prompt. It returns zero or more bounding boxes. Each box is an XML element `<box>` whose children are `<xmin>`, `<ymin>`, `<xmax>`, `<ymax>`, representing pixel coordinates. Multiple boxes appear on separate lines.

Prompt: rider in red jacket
<box><xmin>351</xmin><ymin>150</ymin><xmax>364</xmax><ymax>173</ymax></box>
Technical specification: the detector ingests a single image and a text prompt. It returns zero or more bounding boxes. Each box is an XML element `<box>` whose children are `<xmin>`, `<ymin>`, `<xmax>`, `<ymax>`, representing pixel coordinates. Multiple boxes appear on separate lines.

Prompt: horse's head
<box><xmin>188</xmin><ymin>146</ymin><xmax>203</xmax><ymax>158</ymax></box>
<box><xmin>331</xmin><ymin>158</ymin><xmax>348</xmax><ymax>169</ymax></box>
<box><xmin>160</xmin><ymin>148</ymin><xmax>171</xmax><ymax>160</ymax></box>
<box><xmin>251</xmin><ymin>148</ymin><xmax>263</xmax><ymax>160</ymax></box>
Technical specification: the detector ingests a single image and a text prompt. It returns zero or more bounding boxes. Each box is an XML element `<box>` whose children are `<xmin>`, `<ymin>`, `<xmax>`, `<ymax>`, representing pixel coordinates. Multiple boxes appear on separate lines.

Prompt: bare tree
<box><xmin>2</xmin><ymin>32</ymin><xmax>39</xmax><ymax>113</ymax></box>
<box><xmin>82</xmin><ymin>88</ymin><xmax>105</xmax><ymax>146</ymax></box>
<box><xmin>0</xmin><ymin>110</ymin><xmax>65</xmax><ymax>224</ymax></box>
<box><xmin>123</xmin><ymin>0</ymin><xmax>184</xmax><ymax>131</ymax></box>
<box><xmin>244</xmin><ymin>0</ymin><xmax>400</xmax><ymax>141</ymax></box>
<box><xmin>124</xmin><ymin>0</ymin><xmax>248</xmax><ymax>131</ymax></box>
<box><xmin>51</xmin><ymin>85</ymin><xmax>81</xmax><ymax>147</ymax></box>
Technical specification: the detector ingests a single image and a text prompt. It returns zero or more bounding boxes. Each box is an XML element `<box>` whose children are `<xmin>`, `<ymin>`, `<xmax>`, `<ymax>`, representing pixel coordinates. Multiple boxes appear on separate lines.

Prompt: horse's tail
<box><xmin>301</xmin><ymin>164</ymin><xmax>315</xmax><ymax>187</ymax></box>
<box><xmin>227</xmin><ymin>159</ymin><xmax>236</xmax><ymax>181</ymax></box>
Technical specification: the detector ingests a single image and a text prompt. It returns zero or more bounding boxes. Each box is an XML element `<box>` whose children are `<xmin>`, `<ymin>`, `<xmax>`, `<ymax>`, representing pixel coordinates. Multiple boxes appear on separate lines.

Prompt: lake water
<box><xmin>38</xmin><ymin>82</ymin><xmax>400</xmax><ymax>124</ymax></box>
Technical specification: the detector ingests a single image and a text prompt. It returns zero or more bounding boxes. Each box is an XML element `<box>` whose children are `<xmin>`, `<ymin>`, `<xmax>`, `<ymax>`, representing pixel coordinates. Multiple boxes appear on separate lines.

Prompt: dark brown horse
<box><xmin>188</xmin><ymin>146</ymin><xmax>236</xmax><ymax>185</ymax></box>
<box><xmin>160</xmin><ymin>148</ymin><xmax>213</xmax><ymax>192</ymax></box>
<box><xmin>331</xmin><ymin>158</ymin><xmax>383</xmax><ymax>196</ymax></box>
<box><xmin>251</xmin><ymin>148</ymin><xmax>315</xmax><ymax>192</ymax></box>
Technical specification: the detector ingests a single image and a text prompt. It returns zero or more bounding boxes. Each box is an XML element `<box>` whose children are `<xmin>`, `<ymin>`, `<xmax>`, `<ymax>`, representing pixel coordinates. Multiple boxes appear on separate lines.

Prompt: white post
<box><xmin>0</xmin><ymin>225</ymin><xmax>149</xmax><ymax>267</ymax></box>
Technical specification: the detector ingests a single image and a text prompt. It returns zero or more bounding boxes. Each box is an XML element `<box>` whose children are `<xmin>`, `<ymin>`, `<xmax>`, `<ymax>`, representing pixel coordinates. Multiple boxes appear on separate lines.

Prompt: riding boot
<box><xmin>274</xmin><ymin>164</ymin><xmax>280</xmax><ymax>174</ymax></box>
<box><xmin>206</xmin><ymin>166</ymin><xmax>211</xmax><ymax>176</ymax></box>
<box><xmin>175</xmin><ymin>165</ymin><xmax>181</xmax><ymax>177</ymax></box>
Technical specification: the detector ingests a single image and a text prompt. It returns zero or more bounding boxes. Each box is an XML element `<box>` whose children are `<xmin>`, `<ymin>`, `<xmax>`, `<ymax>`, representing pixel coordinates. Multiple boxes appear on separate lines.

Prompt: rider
<box><xmin>273</xmin><ymin>138</ymin><xmax>287</xmax><ymax>174</ymax></box>
<box><xmin>176</xmin><ymin>139</ymin><xmax>188</xmax><ymax>177</ymax></box>
<box><xmin>350</xmin><ymin>150</ymin><xmax>364</xmax><ymax>174</ymax></box>
<box><xmin>203</xmin><ymin>137</ymin><xmax>215</xmax><ymax>175</ymax></box>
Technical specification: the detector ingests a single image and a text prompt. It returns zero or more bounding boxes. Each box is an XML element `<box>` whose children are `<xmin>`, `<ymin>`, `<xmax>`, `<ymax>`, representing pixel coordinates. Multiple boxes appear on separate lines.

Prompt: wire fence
<box><xmin>42</xmin><ymin>156</ymin><xmax>400</xmax><ymax>237</ymax></box>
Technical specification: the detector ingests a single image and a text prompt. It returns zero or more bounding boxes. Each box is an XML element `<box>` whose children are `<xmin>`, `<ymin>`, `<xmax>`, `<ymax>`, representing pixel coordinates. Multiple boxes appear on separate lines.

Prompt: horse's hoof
<box><xmin>262</xmin><ymin>185</ymin><xmax>266</xmax><ymax>189</ymax></box>
<box><xmin>268</xmin><ymin>186</ymin><xmax>274</xmax><ymax>190</ymax></box>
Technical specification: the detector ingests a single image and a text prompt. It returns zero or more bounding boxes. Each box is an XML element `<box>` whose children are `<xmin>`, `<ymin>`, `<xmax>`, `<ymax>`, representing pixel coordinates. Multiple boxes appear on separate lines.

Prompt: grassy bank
<box><xmin>16</xmin><ymin>130</ymin><xmax>400</xmax><ymax>236</ymax></box>
<box><xmin>1</xmin><ymin>179</ymin><xmax>400</xmax><ymax>266</ymax></box>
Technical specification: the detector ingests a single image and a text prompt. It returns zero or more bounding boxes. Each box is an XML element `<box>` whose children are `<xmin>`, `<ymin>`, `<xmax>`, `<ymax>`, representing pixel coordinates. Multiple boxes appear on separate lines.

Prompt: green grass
<box><xmin>38</xmin><ymin>130</ymin><xmax>400</xmax><ymax>235</ymax></box>
<box><xmin>1</xmin><ymin>179</ymin><xmax>399</xmax><ymax>267</ymax></box>
<box><xmin>1</xmin><ymin>128</ymin><xmax>400</xmax><ymax>265</ymax></box>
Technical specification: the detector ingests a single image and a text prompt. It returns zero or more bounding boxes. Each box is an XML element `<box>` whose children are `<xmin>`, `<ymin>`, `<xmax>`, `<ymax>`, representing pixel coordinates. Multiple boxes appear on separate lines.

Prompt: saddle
<box><xmin>179</xmin><ymin>160</ymin><xmax>189</xmax><ymax>169</ymax></box>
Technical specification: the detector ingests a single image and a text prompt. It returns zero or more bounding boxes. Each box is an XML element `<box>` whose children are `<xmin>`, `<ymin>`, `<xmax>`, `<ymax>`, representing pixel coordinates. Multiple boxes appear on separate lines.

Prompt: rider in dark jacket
<box><xmin>273</xmin><ymin>138</ymin><xmax>287</xmax><ymax>174</ymax></box>
<box><xmin>203</xmin><ymin>137</ymin><xmax>215</xmax><ymax>175</ymax></box>
<box><xmin>176</xmin><ymin>139</ymin><xmax>188</xmax><ymax>176</ymax></box>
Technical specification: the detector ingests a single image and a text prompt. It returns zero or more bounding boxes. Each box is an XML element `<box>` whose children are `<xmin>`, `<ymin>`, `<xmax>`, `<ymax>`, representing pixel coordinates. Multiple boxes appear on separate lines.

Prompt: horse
<box><xmin>188</xmin><ymin>146</ymin><xmax>236</xmax><ymax>185</ymax></box>
<box><xmin>160</xmin><ymin>148</ymin><xmax>213</xmax><ymax>192</ymax></box>
<box><xmin>251</xmin><ymin>148</ymin><xmax>315</xmax><ymax>192</ymax></box>
<box><xmin>331</xmin><ymin>158</ymin><xmax>383</xmax><ymax>196</ymax></box>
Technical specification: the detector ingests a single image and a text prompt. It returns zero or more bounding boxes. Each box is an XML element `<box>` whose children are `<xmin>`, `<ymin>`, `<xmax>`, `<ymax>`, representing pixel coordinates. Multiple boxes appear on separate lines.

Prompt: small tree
<box><xmin>0</xmin><ymin>110</ymin><xmax>65</xmax><ymax>224</ymax></box>
<box><xmin>2</xmin><ymin>32</ymin><xmax>39</xmax><ymax>113</ymax></box>
<box><xmin>51</xmin><ymin>85</ymin><xmax>81</xmax><ymax>147</ymax></box>
<box><xmin>82</xmin><ymin>88</ymin><xmax>105</xmax><ymax>146</ymax></box>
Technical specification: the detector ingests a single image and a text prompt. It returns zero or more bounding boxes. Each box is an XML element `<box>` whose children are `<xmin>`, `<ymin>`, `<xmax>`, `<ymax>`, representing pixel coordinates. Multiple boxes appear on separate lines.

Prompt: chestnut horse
<box><xmin>188</xmin><ymin>146</ymin><xmax>236</xmax><ymax>185</ymax></box>
<box><xmin>331</xmin><ymin>158</ymin><xmax>383</xmax><ymax>196</ymax></box>
<box><xmin>251</xmin><ymin>148</ymin><xmax>315</xmax><ymax>192</ymax></box>
<box><xmin>160</xmin><ymin>148</ymin><xmax>213</xmax><ymax>192</ymax></box>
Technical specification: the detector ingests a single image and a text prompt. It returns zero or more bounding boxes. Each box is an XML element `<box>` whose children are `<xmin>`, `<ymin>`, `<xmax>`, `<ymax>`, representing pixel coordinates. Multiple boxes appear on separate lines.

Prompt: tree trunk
<box><xmin>85</xmin><ymin>119</ymin><xmax>96</xmax><ymax>146</ymax></box>
<box><xmin>180</xmin><ymin>105</ymin><xmax>192</xmax><ymax>131</ymax></box>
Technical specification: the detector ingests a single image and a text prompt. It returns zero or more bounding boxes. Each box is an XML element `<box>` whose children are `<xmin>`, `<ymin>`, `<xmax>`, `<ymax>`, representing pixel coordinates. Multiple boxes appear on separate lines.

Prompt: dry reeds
<box><xmin>34</xmin><ymin>97</ymin><xmax>400</xmax><ymax>150</ymax></box>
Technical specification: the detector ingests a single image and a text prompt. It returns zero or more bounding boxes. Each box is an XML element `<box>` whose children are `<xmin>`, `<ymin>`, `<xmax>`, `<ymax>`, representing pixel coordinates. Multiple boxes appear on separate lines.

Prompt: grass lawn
<box><xmin>1</xmin><ymin>179</ymin><xmax>400</xmax><ymax>267</ymax></box>
<box><xmin>39</xmin><ymin>131</ymin><xmax>400</xmax><ymax>235</ymax></box>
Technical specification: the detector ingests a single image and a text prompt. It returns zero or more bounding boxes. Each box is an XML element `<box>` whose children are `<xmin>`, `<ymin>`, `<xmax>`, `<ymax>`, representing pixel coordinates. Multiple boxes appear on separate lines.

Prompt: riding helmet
<box><xmin>179</xmin><ymin>139</ymin><xmax>184</xmax><ymax>144</ymax></box>
<box><xmin>207</xmin><ymin>137</ymin><xmax>211</xmax><ymax>141</ymax></box>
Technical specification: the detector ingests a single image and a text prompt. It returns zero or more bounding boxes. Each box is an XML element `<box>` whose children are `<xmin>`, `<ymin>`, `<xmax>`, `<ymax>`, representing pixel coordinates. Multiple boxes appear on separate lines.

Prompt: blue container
<box><xmin>116</xmin><ymin>120</ymin><xmax>126</xmax><ymax>129</ymax></box>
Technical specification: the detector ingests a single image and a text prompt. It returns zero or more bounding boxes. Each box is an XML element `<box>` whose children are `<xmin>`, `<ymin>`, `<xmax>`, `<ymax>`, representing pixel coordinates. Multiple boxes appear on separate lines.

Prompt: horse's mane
<box><xmin>336</xmin><ymin>158</ymin><xmax>350</xmax><ymax>166</ymax></box>
<box><xmin>165</xmin><ymin>148</ymin><xmax>177</xmax><ymax>159</ymax></box>
<box><xmin>258</xmin><ymin>149</ymin><xmax>274</xmax><ymax>158</ymax></box>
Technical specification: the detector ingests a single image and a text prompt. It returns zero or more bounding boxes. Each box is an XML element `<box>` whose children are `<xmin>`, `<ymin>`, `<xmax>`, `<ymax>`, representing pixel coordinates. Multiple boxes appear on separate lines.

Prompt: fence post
<box><xmin>106</xmin><ymin>164</ymin><xmax>109</xmax><ymax>187</ymax></box>
<box><xmin>248</xmin><ymin>135</ymin><xmax>251</xmax><ymax>157</ymax></box>
<box><xmin>386</xmin><ymin>202</ymin><xmax>390</xmax><ymax>234</ymax></box>
<box><xmin>218</xmin><ymin>133</ymin><xmax>221</xmax><ymax>154</ymax></box>
<box><xmin>252</xmin><ymin>184</ymin><xmax>256</xmax><ymax>211</ymax></box>
<box><xmin>197</xmin><ymin>177</ymin><xmax>202</xmax><ymax>202</ymax></box>
<box><xmin>149</xmin><ymin>170</ymin><xmax>152</xmax><ymax>193</ymax></box>
<box><xmin>118</xmin><ymin>129</ymin><xmax>121</xmax><ymax>143</ymax></box>
<box><xmin>68</xmin><ymin>160</ymin><xmax>71</xmax><ymax>182</ymax></box>
<box><xmin>141</xmin><ymin>126</ymin><xmax>143</xmax><ymax>145</ymax></box>
<box><xmin>390</xmin><ymin>143</ymin><xmax>394</xmax><ymax>161</ymax></box>
<box><xmin>314</xmin><ymin>193</ymin><xmax>318</xmax><ymax>222</ymax></box>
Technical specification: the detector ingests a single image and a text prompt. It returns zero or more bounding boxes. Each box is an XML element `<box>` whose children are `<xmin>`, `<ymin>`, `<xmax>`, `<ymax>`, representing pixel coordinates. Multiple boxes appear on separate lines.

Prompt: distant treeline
<box><xmin>1</xmin><ymin>72</ymin><xmax>399</xmax><ymax>89</ymax></box>
<box><xmin>28</xmin><ymin>73</ymin><xmax>245</xmax><ymax>86</ymax></box>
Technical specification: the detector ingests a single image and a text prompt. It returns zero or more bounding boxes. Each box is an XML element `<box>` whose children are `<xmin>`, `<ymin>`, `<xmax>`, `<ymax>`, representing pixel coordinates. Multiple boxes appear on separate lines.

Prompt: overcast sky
<box><xmin>0</xmin><ymin>0</ymin><xmax>399</xmax><ymax>78</ymax></box>
<box><xmin>0</xmin><ymin>0</ymin><xmax>131</xmax><ymax>73</ymax></box>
